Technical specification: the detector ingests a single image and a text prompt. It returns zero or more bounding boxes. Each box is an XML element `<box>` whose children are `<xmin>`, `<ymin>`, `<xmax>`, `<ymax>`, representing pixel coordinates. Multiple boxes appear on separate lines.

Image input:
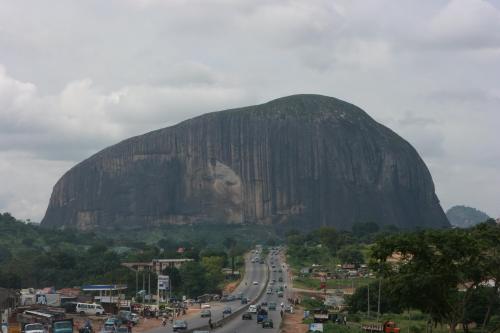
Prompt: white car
<box><xmin>248</xmin><ymin>305</ymin><xmax>257</xmax><ymax>313</ymax></box>
<box><xmin>201</xmin><ymin>303</ymin><xmax>211</xmax><ymax>309</ymax></box>
<box><xmin>253</xmin><ymin>281</ymin><xmax>259</xmax><ymax>285</ymax></box>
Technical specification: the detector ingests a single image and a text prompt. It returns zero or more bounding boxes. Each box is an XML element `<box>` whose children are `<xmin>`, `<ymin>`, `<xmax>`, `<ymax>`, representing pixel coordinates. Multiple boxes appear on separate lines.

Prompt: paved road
<box><xmin>146</xmin><ymin>250</ymin><xmax>267</xmax><ymax>333</ymax></box>
<box><xmin>214</xmin><ymin>249</ymin><xmax>292</xmax><ymax>333</ymax></box>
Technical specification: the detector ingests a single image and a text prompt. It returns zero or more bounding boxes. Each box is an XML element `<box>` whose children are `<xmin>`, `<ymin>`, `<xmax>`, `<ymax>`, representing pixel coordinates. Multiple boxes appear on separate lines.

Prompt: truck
<box><xmin>362</xmin><ymin>321</ymin><xmax>400</xmax><ymax>333</ymax></box>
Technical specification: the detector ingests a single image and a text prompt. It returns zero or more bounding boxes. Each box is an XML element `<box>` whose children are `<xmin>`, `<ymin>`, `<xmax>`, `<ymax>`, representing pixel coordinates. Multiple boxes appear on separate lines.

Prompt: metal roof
<box><xmin>81</xmin><ymin>284</ymin><xmax>127</xmax><ymax>291</ymax></box>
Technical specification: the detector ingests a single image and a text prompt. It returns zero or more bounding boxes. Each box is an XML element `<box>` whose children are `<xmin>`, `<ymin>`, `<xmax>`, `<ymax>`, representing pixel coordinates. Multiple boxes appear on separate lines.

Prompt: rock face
<box><xmin>41</xmin><ymin>94</ymin><xmax>449</xmax><ymax>230</ymax></box>
<box><xmin>446</xmin><ymin>205</ymin><xmax>490</xmax><ymax>228</ymax></box>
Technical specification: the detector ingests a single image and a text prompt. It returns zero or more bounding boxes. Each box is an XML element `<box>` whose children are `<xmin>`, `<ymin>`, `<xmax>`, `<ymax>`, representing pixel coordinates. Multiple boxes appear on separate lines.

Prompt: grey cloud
<box><xmin>0</xmin><ymin>0</ymin><xmax>499</xmax><ymax>220</ymax></box>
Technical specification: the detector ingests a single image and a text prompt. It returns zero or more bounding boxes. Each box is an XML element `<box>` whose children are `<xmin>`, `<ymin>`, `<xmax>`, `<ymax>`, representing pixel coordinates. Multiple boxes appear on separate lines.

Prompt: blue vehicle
<box><xmin>257</xmin><ymin>309</ymin><xmax>268</xmax><ymax>324</ymax></box>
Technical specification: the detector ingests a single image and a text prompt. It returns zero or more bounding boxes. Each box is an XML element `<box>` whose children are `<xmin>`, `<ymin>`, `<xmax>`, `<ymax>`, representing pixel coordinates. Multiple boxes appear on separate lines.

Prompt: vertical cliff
<box><xmin>41</xmin><ymin>94</ymin><xmax>449</xmax><ymax>230</ymax></box>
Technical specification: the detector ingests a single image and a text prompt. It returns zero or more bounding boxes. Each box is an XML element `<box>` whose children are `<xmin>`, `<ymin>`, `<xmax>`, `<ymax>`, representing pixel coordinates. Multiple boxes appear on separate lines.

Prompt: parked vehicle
<box><xmin>200</xmin><ymin>303</ymin><xmax>211</xmax><ymax>309</ymax></box>
<box><xmin>200</xmin><ymin>310</ymin><xmax>211</xmax><ymax>318</ymax></box>
<box><xmin>76</xmin><ymin>303</ymin><xmax>105</xmax><ymax>316</ymax></box>
<box><xmin>24</xmin><ymin>323</ymin><xmax>46</xmax><ymax>333</ymax></box>
<box><xmin>172</xmin><ymin>320</ymin><xmax>188</xmax><ymax>332</ymax></box>
<box><xmin>52</xmin><ymin>320</ymin><xmax>74</xmax><ymax>333</ymax></box>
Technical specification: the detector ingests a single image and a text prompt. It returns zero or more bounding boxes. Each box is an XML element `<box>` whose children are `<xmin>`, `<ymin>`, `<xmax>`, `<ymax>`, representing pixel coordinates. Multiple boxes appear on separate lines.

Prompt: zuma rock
<box><xmin>41</xmin><ymin>94</ymin><xmax>449</xmax><ymax>230</ymax></box>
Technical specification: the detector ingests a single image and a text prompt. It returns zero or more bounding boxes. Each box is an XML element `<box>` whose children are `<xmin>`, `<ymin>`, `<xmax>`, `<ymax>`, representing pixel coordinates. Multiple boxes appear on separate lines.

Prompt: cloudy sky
<box><xmin>1</xmin><ymin>0</ymin><xmax>499</xmax><ymax>221</ymax></box>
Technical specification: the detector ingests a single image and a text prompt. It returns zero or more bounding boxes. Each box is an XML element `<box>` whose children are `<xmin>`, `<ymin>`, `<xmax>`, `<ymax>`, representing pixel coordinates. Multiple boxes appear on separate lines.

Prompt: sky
<box><xmin>0</xmin><ymin>0</ymin><xmax>499</xmax><ymax>222</ymax></box>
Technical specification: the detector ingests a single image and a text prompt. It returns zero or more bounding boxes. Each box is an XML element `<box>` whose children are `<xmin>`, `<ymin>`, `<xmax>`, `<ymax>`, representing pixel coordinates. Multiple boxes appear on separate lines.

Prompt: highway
<box><xmin>214</xmin><ymin>248</ymin><xmax>291</xmax><ymax>333</ymax></box>
<box><xmin>145</xmin><ymin>250</ymin><xmax>268</xmax><ymax>333</ymax></box>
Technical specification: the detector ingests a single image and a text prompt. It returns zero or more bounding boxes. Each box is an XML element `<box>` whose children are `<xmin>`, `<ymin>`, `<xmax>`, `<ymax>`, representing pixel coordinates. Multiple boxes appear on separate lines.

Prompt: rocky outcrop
<box><xmin>41</xmin><ymin>94</ymin><xmax>449</xmax><ymax>230</ymax></box>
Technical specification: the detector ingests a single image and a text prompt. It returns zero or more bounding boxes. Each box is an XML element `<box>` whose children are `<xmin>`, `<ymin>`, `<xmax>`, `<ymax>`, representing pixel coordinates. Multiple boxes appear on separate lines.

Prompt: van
<box><xmin>76</xmin><ymin>303</ymin><xmax>105</xmax><ymax>316</ymax></box>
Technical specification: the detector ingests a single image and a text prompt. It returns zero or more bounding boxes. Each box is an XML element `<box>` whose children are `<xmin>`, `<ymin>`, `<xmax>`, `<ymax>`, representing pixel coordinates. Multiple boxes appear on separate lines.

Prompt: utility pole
<box><xmin>377</xmin><ymin>277</ymin><xmax>382</xmax><ymax>321</ymax></box>
<box><xmin>135</xmin><ymin>270</ymin><xmax>138</xmax><ymax>302</ymax></box>
<box><xmin>148</xmin><ymin>271</ymin><xmax>151</xmax><ymax>304</ymax></box>
<box><xmin>367</xmin><ymin>282</ymin><xmax>370</xmax><ymax>318</ymax></box>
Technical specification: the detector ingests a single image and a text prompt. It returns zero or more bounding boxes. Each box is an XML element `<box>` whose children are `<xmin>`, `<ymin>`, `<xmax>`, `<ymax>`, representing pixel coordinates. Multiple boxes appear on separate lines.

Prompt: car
<box><xmin>257</xmin><ymin>309</ymin><xmax>268</xmax><ymax>323</ymax></box>
<box><xmin>260</xmin><ymin>301</ymin><xmax>268</xmax><ymax>307</ymax></box>
<box><xmin>252</xmin><ymin>281</ymin><xmax>259</xmax><ymax>285</ymax></box>
<box><xmin>268</xmin><ymin>302</ymin><xmax>277</xmax><ymax>310</ymax></box>
<box><xmin>24</xmin><ymin>323</ymin><xmax>45</xmax><ymax>333</ymax></box>
<box><xmin>172</xmin><ymin>320</ymin><xmax>188</xmax><ymax>331</ymax></box>
<box><xmin>201</xmin><ymin>303</ymin><xmax>211</xmax><ymax>309</ymax></box>
<box><xmin>262</xmin><ymin>319</ymin><xmax>274</xmax><ymax>328</ymax></box>
<box><xmin>105</xmin><ymin>318</ymin><xmax>122</xmax><ymax>327</ymax></box>
<box><xmin>248</xmin><ymin>305</ymin><xmax>257</xmax><ymax>313</ymax></box>
<box><xmin>277</xmin><ymin>291</ymin><xmax>284</xmax><ymax>297</ymax></box>
<box><xmin>266</xmin><ymin>288</ymin><xmax>272</xmax><ymax>294</ymax></box>
<box><xmin>130</xmin><ymin>313</ymin><xmax>139</xmax><ymax>326</ymax></box>
<box><xmin>200</xmin><ymin>309</ymin><xmax>211</xmax><ymax>318</ymax></box>
<box><xmin>269</xmin><ymin>281</ymin><xmax>275</xmax><ymax>285</ymax></box>
<box><xmin>236</xmin><ymin>292</ymin><xmax>243</xmax><ymax>300</ymax></box>
<box><xmin>278</xmin><ymin>277</ymin><xmax>283</xmax><ymax>282</ymax></box>
<box><xmin>227</xmin><ymin>295</ymin><xmax>236</xmax><ymax>301</ymax></box>
<box><xmin>241</xmin><ymin>297</ymin><xmax>248</xmax><ymax>304</ymax></box>
<box><xmin>220</xmin><ymin>295</ymin><xmax>229</xmax><ymax>302</ymax></box>
<box><xmin>116</xmin><ymin>328</ymin><xmax>129</xmax><ymax>333</ymax></box>
<box><xmin>223</xmin><ymin>306</ymin><xmax>232</xmax><ymax>315</ymax></box>
<box><xmin>76</xmin><ymin>303</ymin><xmax>105</xmax><ymax>316</ymax></box>
<box><xmin>242</xmin><ymin>312</ymin><xmax>252</xmax><ymax>320</ymax></box>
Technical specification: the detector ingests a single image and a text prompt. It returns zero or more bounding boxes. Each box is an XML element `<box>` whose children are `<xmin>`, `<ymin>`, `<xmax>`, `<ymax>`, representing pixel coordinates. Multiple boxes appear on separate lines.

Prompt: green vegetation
<box><xmin>0</xmin><ymin>212</ymin><xmax>257</xmax><ymax>297</ymax></box>
<box><xmin>287</xmin><ymin>221</ymin><xmax>500</xmax><ymax>333</ymax></box>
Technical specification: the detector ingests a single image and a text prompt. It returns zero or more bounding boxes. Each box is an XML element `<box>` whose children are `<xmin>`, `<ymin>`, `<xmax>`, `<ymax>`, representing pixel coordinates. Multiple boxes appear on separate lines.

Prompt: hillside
<box><xmin>446</xmin><ymin>205</ymin><xmax>490</xmax><ymax>228</ymax></box>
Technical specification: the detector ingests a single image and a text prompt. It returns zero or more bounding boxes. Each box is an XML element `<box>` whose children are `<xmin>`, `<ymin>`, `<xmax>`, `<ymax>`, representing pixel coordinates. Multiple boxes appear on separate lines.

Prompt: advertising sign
<box><xmin>309</xmin><ymin>323</ymin><xmax>324</xmax><ymax>332</ymax></box>
<box><xmin>158</xmin><ymin>275</ymin><xmax>169</xmax><ymax>291</ymax></box>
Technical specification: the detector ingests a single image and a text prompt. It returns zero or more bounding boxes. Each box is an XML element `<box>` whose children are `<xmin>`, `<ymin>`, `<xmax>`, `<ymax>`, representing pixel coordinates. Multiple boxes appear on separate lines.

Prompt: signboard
<box><xmin>158</xmin><ymin>275</ymin><xmax>169</xmax><ymax>291</ymax></box>
<box><xmin>309</xmin><ymin>323</ymin><xmax>324</xmax><ymax>332</ymax></box>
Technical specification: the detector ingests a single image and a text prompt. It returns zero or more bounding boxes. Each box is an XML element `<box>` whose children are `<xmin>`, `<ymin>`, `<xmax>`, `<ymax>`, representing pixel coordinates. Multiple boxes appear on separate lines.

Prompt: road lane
<box><xmin>216</xmin><ymin>248</ymin><xmax>291</xmax><ymax>333</ymax></box>
<box><xmin>145</xmin><ymin>250</ymin><xmax>267</xmax><ymax>333</ymax></box>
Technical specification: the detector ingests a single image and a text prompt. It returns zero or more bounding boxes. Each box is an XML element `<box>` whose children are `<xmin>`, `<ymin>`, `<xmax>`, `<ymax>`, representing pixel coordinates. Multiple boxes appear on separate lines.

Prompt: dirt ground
<box><xmin>281</xmin><ymin>306</ymin><xmax>308</xmax><ymax>333</ymax></box>
<box><xmin>223</xmin><ymin>281</ymin><xmax>239</xmax><ymax>294</ymax></box>
<box><xmin>70</xmin><ymin>306</ymin><xmax>203</xmax><ymax>333</ymax></box>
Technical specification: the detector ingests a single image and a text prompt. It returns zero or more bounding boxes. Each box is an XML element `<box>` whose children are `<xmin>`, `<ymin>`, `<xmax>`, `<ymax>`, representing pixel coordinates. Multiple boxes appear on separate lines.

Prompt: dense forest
<box><xmin>0</xmin><ymin>212</ymin><xmax>277</xmax><ymax>297</ymax></box>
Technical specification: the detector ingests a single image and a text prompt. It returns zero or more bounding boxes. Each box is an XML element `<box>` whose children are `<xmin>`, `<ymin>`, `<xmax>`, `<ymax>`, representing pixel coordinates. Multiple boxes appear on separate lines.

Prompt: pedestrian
<box><xmin>209</xmin><ymin>318</ymin><xmax>213</xmax><ymax>329</ymax></box>
<box><xmin>280</xmin><ymin>310</ymin><xmax>284</xmax><ymax>318</ymax></box>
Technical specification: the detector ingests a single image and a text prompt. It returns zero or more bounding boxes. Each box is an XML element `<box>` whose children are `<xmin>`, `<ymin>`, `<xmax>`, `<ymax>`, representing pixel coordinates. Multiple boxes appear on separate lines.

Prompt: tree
<box><xmin>223</xmin><ymin>237</ymin><xmax>237</xmax><ymax>275</ymax></box>
<box><xmin>347</xmin><ymin>280</ymin><xmax>403</xmax><ymax>314</ymax></box>
<box><xmin>180</xmin><ymin>262</ymin><xmax>208</xmax><ymax>297</ymax></box>
<box><xmin>337</xmin><ymin>245</ymin><xmax>364</xmax><ymax>265</ymax></box>
<box><xmin>371</xmin><ymin>229</ymin><xmax>485</xmax><ymax>333</ymax></box>
<box><xmin>201</xmin><ymin>256</ymin><xmax>225</xmax><ymax>293</ymax></box>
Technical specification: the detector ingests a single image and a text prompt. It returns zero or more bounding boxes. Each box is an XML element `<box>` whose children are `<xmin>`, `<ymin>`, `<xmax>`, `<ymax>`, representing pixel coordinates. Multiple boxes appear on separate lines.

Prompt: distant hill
<box><xmin>446</xmin><ymin>205</ymin><xmax>490</xmax><ymax>228</ymax></box>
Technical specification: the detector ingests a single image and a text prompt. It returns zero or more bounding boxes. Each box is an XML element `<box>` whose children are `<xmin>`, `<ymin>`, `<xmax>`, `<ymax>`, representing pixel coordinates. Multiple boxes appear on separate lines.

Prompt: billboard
<box><xmin>309</xmin><ymin>323</ymin><xmax>324</xmax><ymax>332</ymax></box>
<box><xmin>158</xmin><ymin>275</ymin><xmax>169</xmax><ymax>291</ymax></box>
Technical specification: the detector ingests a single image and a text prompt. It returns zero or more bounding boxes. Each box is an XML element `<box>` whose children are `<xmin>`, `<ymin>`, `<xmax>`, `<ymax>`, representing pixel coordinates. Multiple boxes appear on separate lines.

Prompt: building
<box><xmin>122</xmin><ymin>258</ymin><xmax>194</xmax><ymax>274</ymax></box>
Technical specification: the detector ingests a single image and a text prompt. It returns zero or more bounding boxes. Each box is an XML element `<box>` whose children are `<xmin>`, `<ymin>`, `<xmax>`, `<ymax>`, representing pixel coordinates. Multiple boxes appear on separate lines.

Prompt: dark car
<box><xmin>241</xmin><ymin>297</ymin><xmax>248</xmax><ymax>304</ymax></box>
<box><xmin>220</xmin><ymin>295</ymin><xmax>229</xmax><ymax>302</ymax></box>
<box><xmin>257</xmin><ymin>309</ymin><xmax>268</xmax><ymax>323</ymax></box>
<box><xmin>260</xmin><ymin>301</ymin><xmax>268</xmax><ymax>307</ymax></box>
<box><xmin>242</xmin><ymin>313</ymin><xmax>252</xmax><ymax>320</ymax></box>
<box><xmin>268</xmin><ymin>302</ymin><xmax>277</xmax><ymax>310</ymax></box>
<box><xmin>223</xmin><ymin>307</ymin><xmax>232</xmax><ymax>315</ymax></box>
<box><xmin>262</xmin><ymin>319</ymin><xmax>274</xmax><ymax>328</ymax></box>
